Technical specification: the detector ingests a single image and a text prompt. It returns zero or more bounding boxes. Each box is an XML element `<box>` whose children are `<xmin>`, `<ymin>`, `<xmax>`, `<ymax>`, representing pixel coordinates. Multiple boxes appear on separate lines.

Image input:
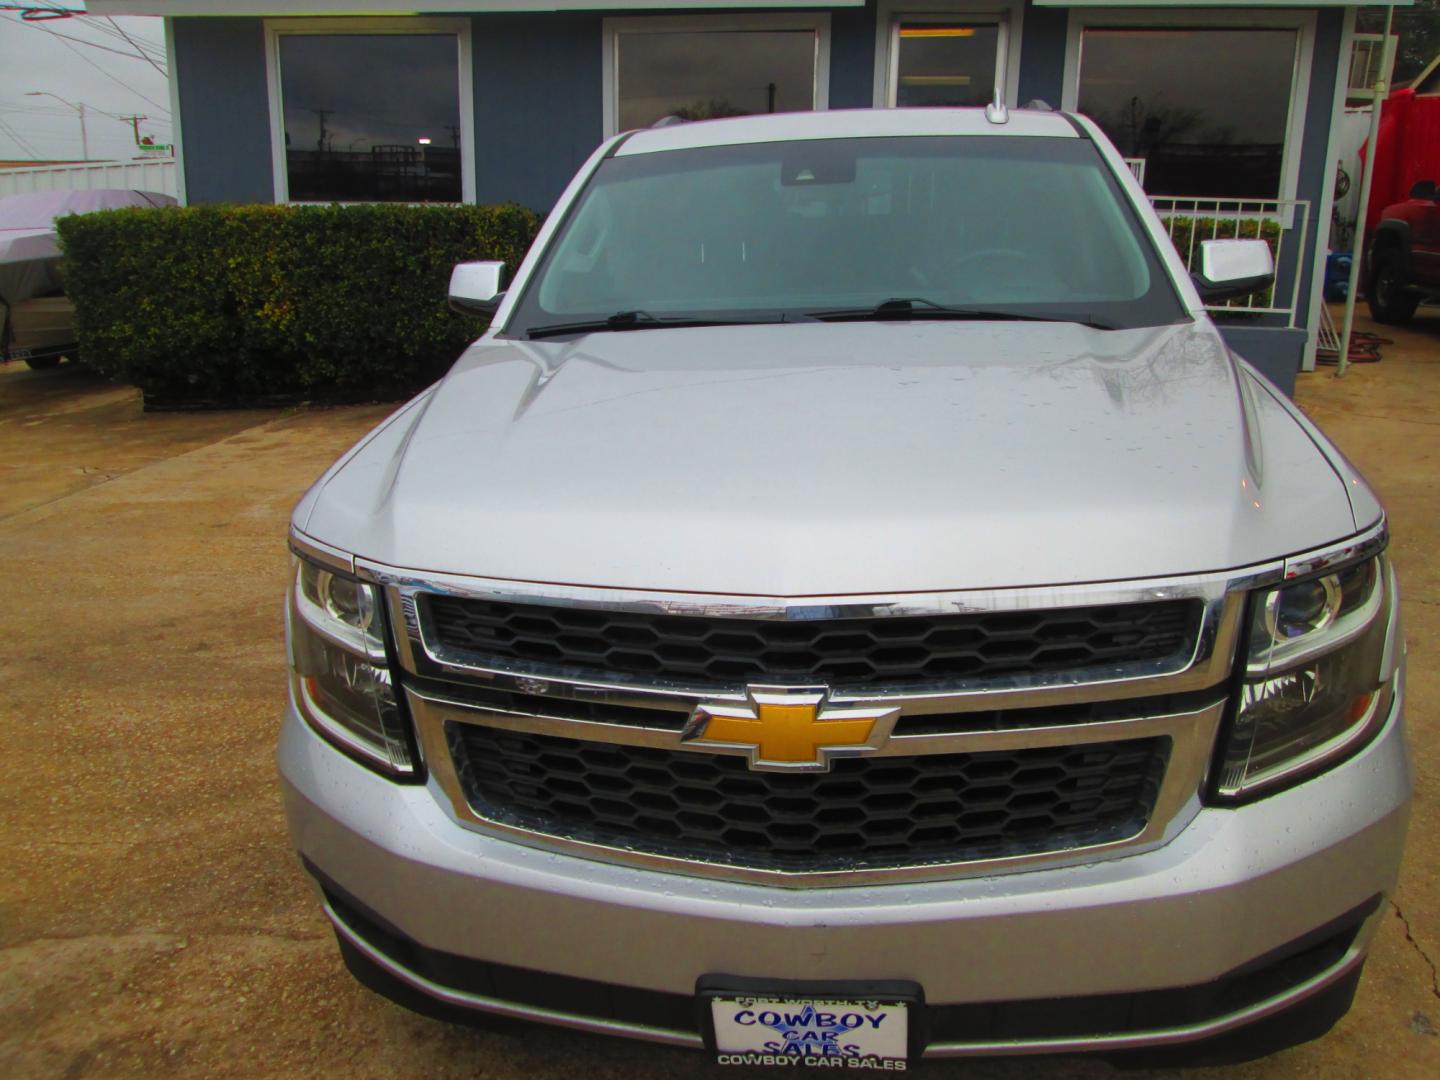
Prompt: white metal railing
<box><xmin>0</xmin><ymin>158</ymin><xmax>178</xmax><ymax>198</ymax></box>
<box><xmin>1123</xmin><ymin>157</ymin><xmax>1146</xmax><ymax>187</ymax></box>
<box><xmin>1148</xmin><ymin>196</ymin><xmax>1312</xmax><ymax>326</ymax></box>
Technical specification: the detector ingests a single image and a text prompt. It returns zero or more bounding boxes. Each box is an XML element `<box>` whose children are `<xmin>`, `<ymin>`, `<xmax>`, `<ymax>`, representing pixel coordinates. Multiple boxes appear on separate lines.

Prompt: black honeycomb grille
<box><xmin>424</xmin><ymin>596</ymin><xmax>1200</xmax><ymax>688</ymax></box>
<box><xmin>448</xmin><ymin>725</ymin><xmax>1169</xmax><ymax>872</ymax></box>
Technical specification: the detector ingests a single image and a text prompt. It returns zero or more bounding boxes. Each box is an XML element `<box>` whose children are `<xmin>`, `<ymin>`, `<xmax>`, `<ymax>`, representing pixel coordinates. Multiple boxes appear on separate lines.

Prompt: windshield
<box><xmin>505</xmin><ymin>135</ymin><xmax>1187</xmax><ymax>337</ymax></box>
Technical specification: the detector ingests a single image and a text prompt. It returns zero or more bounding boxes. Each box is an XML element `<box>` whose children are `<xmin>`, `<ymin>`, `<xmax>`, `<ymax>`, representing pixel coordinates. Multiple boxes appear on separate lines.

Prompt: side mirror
<box><xmin>449</xmin><ymin>261</ymin><xmax>506</xmax><ymax>316</ymax></box>
<box><xmin>1192</xmin><ymin>239</ymin><xmax>1275</xmax><ymax>303</ymax></box>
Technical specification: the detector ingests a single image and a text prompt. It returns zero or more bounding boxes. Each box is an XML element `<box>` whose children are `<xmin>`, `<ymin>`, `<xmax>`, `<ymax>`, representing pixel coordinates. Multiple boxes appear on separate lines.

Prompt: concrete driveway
<box><xmin>2</xmin><ymin>315</ymin><xmax>1437</xmax><ymax>1079</ymax></box>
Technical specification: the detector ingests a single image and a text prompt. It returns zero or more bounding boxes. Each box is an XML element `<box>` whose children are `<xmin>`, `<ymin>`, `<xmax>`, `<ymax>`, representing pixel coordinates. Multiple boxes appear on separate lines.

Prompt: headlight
<box><xmin>287</xmin><ymin>555</ymin><xmax>416</xmax><ymax>777</ymax></box>
<box><xmin>1216</xmin><ymin>554</ymin><xmax>1395</xmax><ymax>800</ymax></box>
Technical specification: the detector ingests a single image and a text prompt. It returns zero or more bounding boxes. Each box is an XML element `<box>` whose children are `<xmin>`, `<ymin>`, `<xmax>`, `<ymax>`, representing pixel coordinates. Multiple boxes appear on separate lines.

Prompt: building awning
<box><xmin>86</xmin><ymin>1</ymin><xmax>865</xmax><ymax>14</ymax></box>
<box><xmin>1038</xmin><ymin>1</ymin><xmax>1409</xmax><ymax>7</ymax></box>
<box><xmin>88</xmin><ymin>0</ymin><xmax>1411</xmax><ymax>13</ymax></box>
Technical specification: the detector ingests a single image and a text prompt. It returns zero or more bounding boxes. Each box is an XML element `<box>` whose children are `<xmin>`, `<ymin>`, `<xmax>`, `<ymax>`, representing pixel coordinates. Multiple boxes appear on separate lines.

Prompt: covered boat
<box><xmin>0</xmin><ymin>188</ymin><xmax>175</xmax><ymax>368</ymax></box>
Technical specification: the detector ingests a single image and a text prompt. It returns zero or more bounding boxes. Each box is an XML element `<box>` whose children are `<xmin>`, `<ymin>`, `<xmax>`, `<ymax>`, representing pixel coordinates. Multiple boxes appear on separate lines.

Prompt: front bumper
<box><xmin>278</xmin><ymin>689</ymin><xmax>1411</xmax><ymax>1057</ymax></box>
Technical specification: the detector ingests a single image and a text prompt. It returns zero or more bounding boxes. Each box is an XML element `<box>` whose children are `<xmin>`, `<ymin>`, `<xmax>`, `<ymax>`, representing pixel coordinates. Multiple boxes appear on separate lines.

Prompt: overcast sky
<box><xmin>0</xmin><ymin>5</ymin><xmax>172</xmax><ymax>162</ymax></box>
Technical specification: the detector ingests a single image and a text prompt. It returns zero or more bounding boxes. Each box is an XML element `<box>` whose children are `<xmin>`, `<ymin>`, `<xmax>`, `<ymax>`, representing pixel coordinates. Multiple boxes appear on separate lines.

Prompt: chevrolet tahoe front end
<box><xmin>278</xmin><ymin>109</ymin><xmax>1410</xmax><ymax>1065</ymax></box>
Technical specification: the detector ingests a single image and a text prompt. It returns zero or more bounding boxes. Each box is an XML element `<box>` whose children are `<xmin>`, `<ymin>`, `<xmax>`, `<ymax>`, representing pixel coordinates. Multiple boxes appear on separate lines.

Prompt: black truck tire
<box><xmin>1367</xmin><ymin>249</ymin><xmax>1421</xmax><ymax>324</ymax></box>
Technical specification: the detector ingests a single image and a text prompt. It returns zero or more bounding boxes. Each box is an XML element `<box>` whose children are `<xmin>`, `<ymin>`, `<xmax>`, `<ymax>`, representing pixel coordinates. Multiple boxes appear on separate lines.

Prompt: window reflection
<box><xmin>895</xmin><ymin>23</ymin><xmax>999</xmax><ymax>108</ymax></box>
<box><xmin>617</xmin><ymin>30</ymin><xmax>817</xmax><ymax>131</ymax></box>
<box><xmin>280</xmin><ymin>34</ymin><xmax>462</xmax><ymax>202</ymax></box>
<box><xmin>1077</xmin><ymin>28</ymin><xmax>1297</xmax><ymax>199</ymax></box>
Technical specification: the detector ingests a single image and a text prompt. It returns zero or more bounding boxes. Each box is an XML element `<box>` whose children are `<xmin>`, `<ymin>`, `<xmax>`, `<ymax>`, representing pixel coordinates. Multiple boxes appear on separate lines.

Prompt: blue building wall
<box><xmin>1016</xmin><ymin>2</ymin><xmax>1069</xmax><ymax>108</ymax></box>
<box><xmin>470</xmin><ymin>13</ymin><xmax>603</xmax><ymax>208</ymax></box>
<box><xmin>829</xmin><ymin>2</ymin><xmax>878</xmax><ymax>109</ymax></box>
<box><xmin>1290</xmin><ymin>7</ymin><xmax>1346</xmax><ymax>369</ymax></box>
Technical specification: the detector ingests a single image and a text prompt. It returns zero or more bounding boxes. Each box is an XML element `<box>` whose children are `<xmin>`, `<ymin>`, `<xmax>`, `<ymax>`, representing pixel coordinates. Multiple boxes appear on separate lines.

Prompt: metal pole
<box><xmin>1337</xmin><ymin>4</ymin><xmax>1396</xmax><ymax>377</ymax></box>
<box><xmin>25</xmin><ymin>91</ymin><xmax>90</xmax><ymax>161</ymax></box>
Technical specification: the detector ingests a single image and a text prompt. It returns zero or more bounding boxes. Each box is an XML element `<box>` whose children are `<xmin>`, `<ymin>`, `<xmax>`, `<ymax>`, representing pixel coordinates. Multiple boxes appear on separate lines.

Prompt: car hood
<box><xmin>300</xmin><ymin>320</ymin><xmax>1363</xmax><ymax>595</ymax></box>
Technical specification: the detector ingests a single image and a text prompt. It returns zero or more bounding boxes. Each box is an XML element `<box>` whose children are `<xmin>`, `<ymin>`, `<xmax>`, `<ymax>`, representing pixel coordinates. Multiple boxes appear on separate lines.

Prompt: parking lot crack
<box><xmin>1392</xmin><ymin>901</ymin><xmax>1440</xmax><ymax>1001</ymax></box>
<box><xmin>1</xmin><ymin>927</ymin><xmax>326</xmax><ymax>952</ymax></box>
<box><xmin>0</xmin><ymin>417</ymin><xmax>281</xmax><ymax>525</ymax></box>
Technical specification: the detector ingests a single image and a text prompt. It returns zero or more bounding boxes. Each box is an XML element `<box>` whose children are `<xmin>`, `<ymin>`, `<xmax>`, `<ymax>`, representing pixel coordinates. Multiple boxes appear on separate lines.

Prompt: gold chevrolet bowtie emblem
<box><xmin>681</xmin><ymin>686</ymin><xmax>899</xmax><ymax>772</ymax></box>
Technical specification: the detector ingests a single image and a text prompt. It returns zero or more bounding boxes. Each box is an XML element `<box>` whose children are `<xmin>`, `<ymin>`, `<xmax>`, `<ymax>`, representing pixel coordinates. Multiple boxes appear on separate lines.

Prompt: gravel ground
<box><xmin>2</xmin><ymin>312</ymin><xmax>1437</xmax><ymax>1079</ymax></box>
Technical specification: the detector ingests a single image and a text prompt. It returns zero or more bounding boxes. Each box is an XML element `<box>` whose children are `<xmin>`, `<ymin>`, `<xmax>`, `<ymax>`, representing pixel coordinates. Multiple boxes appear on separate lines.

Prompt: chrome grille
<box><xmin>447</xmin><ymin>724</ymin><xmax>1169</xmax><ymax>872</ymax></box>
<box><xmin>373</xmin><ymin>563</ymin><xmax>1259</xmax><ymax>885</ymax></box>
<box><xmin>423</xmin><ymin>594</ymin><xmax>1202</xmax><ymax>688</ymax></box>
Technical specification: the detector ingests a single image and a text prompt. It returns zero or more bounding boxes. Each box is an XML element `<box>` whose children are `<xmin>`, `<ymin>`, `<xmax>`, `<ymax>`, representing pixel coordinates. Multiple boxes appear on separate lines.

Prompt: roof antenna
<box><xmin>985</xmin><ymin>76</ymin><xmax>1009</xmax><ymax>125</ymax></box>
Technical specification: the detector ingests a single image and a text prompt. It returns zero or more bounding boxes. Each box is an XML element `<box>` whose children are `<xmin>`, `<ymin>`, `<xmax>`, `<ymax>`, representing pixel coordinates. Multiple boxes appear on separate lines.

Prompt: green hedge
<box><xmin>57</xmin><ymin>202</ymin><xmax>542</xmax><ymax>407</ymax></box>
<box><xmin>1158</xmin><ymin>215</ymin><xmax>1284</xmax><ymax>310</ymax></box>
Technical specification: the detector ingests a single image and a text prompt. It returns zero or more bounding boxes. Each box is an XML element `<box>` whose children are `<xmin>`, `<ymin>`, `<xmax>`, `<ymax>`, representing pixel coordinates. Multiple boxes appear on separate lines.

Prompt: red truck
<box><xmin>1367</xmin><ymin>178</ymin><xmax>1440</xmax><ymax>323</ymax></box>
<box><xmin>1360</xmin><ymin>88</ymin><xmax>1440</xmax><ymax>324</ymax></box>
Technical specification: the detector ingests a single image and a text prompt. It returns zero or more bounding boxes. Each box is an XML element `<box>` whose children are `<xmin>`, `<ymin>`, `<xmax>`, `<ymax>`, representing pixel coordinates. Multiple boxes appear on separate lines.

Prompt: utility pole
<box><xmin>119</xmin><ymin>115</ymin><xmax>148</xmax><ymax>150</ymax></box>
<box><xmin>309</xmin><ymin>108</ymin><xmax>334</xmax><ymax>153</ymax></box>
<box><xmin>25</xmin><ymin>90</ymin><xmax>89</xmax><ymax>160</ymax></box>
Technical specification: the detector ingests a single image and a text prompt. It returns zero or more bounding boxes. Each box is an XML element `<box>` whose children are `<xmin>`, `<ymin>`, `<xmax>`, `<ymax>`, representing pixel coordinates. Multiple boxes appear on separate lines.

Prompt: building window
<box><xmin>895</xmin><ymin>23</ymin><xmax>999</xmax><ymax>107</ymax></box>
<box><xmin>874</xmin><ymin>4</ymin><xmax>1019</xmax><ymax>110</ymax></box>
<box><xmin>1076</xmin><ymin>27</ymin><xmax>1301</xmax><ymax>200</ymax></box>
<box><xmin>604</xmin><ymin>15</ymin><xmax>830</xmax><ymax>137</ymax></box>
<box><xmin>266</xmin><ymin>20</ymin><xmax>473</xmax><ymax>203</ymax></box>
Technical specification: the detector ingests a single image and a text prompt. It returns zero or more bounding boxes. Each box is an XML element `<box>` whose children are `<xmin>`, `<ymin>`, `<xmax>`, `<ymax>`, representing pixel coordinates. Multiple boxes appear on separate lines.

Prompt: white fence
<box><xmin>0</xmin><ymin>158</ymin><xmax>178</xmax><ymax>199</ymax></box>
<box><xmin>1148</xmin><ymin>196</ymin><xmax>1312</xmax><ymax>326</ymax></box>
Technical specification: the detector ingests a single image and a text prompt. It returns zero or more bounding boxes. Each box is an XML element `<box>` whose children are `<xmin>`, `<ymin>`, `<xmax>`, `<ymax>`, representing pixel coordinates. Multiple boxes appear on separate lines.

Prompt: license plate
<box><xmin>7</xmin><ymin>347</ymin><xmax>31</xmax><ymax>360</ymax></box>
<box><xmin>709</xmin><ymin>994</ymin><xmax>910</xmax><ymax>1069</ymax></box>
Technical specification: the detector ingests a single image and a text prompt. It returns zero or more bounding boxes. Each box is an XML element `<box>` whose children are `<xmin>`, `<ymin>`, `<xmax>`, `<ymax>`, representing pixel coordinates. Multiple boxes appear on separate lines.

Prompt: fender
<box><xmin>1368</xmin><ymin>218</ymin><xmax>1413</xmax><ymax>271</ymax></box>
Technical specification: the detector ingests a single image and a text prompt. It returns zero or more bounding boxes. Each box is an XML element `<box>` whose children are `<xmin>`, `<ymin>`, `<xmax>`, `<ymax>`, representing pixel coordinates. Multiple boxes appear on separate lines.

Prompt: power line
<box><xmin>1</xmin><ymin>2</ymin><xmax>165</xmax><ymax>53</ymax></box>
<box><xmin>0</xmin><ymin>5</ymin><xmax>170</xmax><ymax>67</ymax></box>
<box><xmin>0</xmin><ymin>98</ymin><xmax>172</xmax><ymax>146</ymax></box>
<box><xmin>79</xmin><ymin>24</ymin><xmax>168</xmax><ymax>64</ymax></box>
<box><xmin>3</xmin><ymin>16</ymin><xmax>172</xmax><ymax>117</ymax></box>
<box><xmin>0</xmin><ymin>12</ymin><xmax>168</xmax><ymax>69</ymax></box>
<box><xmin>82</xmin><ymin>13</ymin><xmax>169</xmax><ymax>61</ymax></box>
<box><xmin>103</xmin><ymin>17</ymin><xmax>169</xmax><ymax>77</ymax></box>
<box><xmin>0</xmin><ymin>4</ymin><xmax>168</xmax><ymax>55</ymax></box>
<box><xmin>0</xmin><ymin>115</ymin><xmax>43</xmax><ymax>159</ymax></box>
<box><xmin>0</xmin><ymin>103</ymin><xmax>73</xmax><ymax>115</ymax></box>
<box><xmin>0</xmin><ymin>3</ymin><xmax>83</xmax><ymax>16</ymax></box>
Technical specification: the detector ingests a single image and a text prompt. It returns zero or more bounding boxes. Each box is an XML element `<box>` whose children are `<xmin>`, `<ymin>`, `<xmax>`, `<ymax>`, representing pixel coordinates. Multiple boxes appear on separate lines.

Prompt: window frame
<box><xmin>1062</xmin><ymin>7</ymin><xmax>1316</xmax><ymax>206</ymax></box>
<box><xmin>600</xmin><ymin>12</ymin><xmax>832</xmax><ymax>139</ymax></box>
<box><xmin>872</xmin><ymin>1</ymin><xmax>1024</xmax><ymax>110</ymax></box>
<box><xmin>263</xmin><ymin>16</ymin><xmax>476</xmax><ymax>205</ymax></box>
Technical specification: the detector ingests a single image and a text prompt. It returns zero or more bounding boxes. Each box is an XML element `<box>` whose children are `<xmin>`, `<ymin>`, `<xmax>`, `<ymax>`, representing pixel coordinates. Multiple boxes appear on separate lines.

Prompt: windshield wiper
<box><xmin>526</xmin><ymin>310</ymin><xmax>783</xmax><ymax>340</ymax></box>
<box><xmin>805</xmin><ymin>297</ymin><xmax>1118</xmax><ymax>331</ymax></box>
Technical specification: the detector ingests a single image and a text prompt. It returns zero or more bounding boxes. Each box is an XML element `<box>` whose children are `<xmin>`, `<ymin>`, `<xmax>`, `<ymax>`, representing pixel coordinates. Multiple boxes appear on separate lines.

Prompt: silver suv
<box><xmin>280</xmin><ymin>109</ymin><xmax>1409</xmax><ymax>1066</ymax></box>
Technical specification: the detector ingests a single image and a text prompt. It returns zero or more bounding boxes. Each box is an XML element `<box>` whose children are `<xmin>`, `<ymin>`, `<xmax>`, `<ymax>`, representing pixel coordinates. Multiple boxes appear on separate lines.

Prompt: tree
<box><xmin>1357</xmin><ymin>1</ymin><xmax>1440</xmax><ymax>85</ymax></box>
<box><xmin>674</xmin><ymin>99</ymin><xmax>749</xmax><ymax>122</ymax></box>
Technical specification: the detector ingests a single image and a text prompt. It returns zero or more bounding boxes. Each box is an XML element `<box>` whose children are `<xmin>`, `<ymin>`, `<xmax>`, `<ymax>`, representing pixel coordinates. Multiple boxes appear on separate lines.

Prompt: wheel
<box><xmin>1367</xmin><ymin>249</ymin><xmax>1420</xmax><ymax>324</ymax></box>
<box><xmin>23</xmin><ymin>355</ymin><xmax>62</xmax><ymax>371</ymax></box>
